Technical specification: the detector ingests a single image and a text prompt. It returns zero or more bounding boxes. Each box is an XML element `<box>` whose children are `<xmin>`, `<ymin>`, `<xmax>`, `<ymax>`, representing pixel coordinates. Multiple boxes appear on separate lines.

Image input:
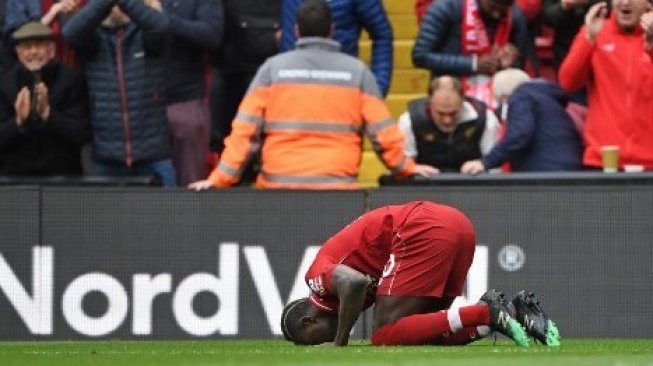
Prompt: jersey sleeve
<box><xmin>305</xmin><ymin>255</ymin><xmax>339</xmax><ymax>314</ymax></box>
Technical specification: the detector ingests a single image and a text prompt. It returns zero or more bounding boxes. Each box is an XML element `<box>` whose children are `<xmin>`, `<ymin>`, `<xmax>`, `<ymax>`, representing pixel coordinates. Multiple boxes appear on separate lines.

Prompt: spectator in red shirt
<box><xmin>558</xmin><ymin>0</ymin><xmax>653</xmax><ymax>170</ymax></box>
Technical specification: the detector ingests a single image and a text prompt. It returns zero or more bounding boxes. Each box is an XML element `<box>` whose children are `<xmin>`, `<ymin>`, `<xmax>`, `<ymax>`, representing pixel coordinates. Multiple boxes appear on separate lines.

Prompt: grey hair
<box><xmin>492</xmin><ymin>68</ymin><xmax>531</xmax><ymax>100</ymax></box>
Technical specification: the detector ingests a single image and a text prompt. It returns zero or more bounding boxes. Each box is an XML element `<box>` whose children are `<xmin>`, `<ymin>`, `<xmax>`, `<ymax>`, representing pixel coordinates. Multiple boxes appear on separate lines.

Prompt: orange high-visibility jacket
<box><xmin>208</xmin><ymin>37</ymin><xmax>416</xmax><ymax>189</ymax></box>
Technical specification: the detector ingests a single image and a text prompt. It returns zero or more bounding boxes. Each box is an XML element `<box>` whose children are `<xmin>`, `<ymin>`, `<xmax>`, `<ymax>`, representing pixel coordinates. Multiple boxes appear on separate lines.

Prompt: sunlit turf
<box><xmin>1</xmin><ymin>339</ymin><xmax>652</xmax><ymax>366</ymax></box>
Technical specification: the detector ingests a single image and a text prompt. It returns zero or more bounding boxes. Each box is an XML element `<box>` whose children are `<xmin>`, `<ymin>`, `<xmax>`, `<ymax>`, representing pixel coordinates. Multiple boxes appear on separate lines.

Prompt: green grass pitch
<box><xmin>1</xmin><ymin>339</ymin><xmax>652</xmax><ymax>366</ymax></box>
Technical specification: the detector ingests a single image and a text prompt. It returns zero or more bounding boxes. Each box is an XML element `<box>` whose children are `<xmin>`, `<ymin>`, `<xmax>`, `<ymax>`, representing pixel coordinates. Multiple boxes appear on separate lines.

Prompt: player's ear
<box><xmin>301</xmin><ymin>316</ymin><xmax>315</xmax><ymax>326</ymax></box>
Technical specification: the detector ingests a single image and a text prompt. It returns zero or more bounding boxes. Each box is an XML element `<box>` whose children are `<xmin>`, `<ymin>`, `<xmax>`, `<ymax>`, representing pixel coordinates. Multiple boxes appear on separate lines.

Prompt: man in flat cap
<box><xmin>0</xmin><ymin>21</ymin><xmax>91</xmax><ymax>176</ymax></box>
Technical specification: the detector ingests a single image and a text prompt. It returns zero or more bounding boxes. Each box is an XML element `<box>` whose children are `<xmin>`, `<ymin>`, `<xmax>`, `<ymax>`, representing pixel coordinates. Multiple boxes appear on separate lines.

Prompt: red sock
<box><xmin>459</xmin><ymin>304</ymin><xmax>490</xmax><ymax>327</ymax></box>
<box><xmin>433</xmin><ymin>327</ymin><xmax>488</xmax><ymax>345</ymax></box>
<box><xmin>370</xmin><ymin>305</ymin><xmax>490</xmax><ymax>346</ymax></box>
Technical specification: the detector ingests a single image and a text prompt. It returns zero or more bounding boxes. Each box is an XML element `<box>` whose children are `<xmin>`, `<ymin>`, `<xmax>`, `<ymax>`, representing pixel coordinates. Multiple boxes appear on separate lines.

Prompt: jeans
<box><xmin>94</xmin><ymin>159</ymin><xmax>177</xmax><ymax>187</ymax></box>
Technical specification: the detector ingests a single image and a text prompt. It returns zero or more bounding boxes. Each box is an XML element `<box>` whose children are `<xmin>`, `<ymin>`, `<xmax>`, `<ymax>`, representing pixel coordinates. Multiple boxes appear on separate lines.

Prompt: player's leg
<box><xmin>373</xmin><ymin>295</ymin><xmax>454</xmax><ymax>329</ymax></box>
<box><xmin>371</xmin><ymin>204</ymin><xmax>527</xmax><ymax>346</ymax></box>
<box><xmin>371</xmin><ymin>295</ymin><xmax>493</xmax><ymax>346</ymax></box>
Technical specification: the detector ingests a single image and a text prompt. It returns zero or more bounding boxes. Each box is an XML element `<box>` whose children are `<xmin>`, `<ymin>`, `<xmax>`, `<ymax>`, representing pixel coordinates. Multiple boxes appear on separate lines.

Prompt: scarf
<box><xmin>460</xmin><ymin>0</ymin><xmax>512</xmax><ymax>107</ymax></box>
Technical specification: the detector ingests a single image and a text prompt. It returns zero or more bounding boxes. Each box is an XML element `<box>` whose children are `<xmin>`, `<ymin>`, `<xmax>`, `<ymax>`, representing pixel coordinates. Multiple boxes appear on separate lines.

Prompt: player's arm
<box><xmin>330</xmin><ymin>264</ymin><xmax>373</xmax><ymax>346</ymax></box>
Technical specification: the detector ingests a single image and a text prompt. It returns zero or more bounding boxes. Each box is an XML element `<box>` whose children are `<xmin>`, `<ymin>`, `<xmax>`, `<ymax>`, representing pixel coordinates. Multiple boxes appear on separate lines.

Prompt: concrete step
<box><xmin>390</xmin><ymin>14</ymin><xmax>419</xmax><ymax>40</ymax></box>
<box><xmin>389</xmin><ymin>69</ymin><xmax>430</xmax><ymax>94</ymax></box>
<box><xmin>383</xmin><ymin>0</ymin><xmax>415</xmax><ymax>14</ymax></box>
<box><xmin>358</xmin><ymin>150</ymin><xmax>387</xmax><ymax>188</ymax></box>
<box><xmin>359</xmin><ymin>39</ymin><xmax>415</xmax><ymax>69</ymax></box>
<box><xmin>386</xmin><ymin>93</ymin><xmax>426</xmax><ymax>120</ymax></box>
<box><xmin>361</xmin><ymin>14</ymin><xmax>418</xmax><ymax>41</ymax></box>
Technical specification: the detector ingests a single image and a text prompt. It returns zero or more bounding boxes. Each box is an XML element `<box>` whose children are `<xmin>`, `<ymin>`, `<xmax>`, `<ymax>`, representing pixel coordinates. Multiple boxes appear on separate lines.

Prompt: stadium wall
<box><xmin>0</xmin><ymin>180</ymin><xmax>651</xmax><ymax>340</ymax></box>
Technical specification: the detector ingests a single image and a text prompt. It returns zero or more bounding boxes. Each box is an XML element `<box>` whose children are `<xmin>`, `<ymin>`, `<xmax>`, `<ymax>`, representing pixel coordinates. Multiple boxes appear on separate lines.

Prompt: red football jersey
<box><xmin>305</xmin><ymin>201</ymin><xmax>425</xmax><ymax>313</ymax></box>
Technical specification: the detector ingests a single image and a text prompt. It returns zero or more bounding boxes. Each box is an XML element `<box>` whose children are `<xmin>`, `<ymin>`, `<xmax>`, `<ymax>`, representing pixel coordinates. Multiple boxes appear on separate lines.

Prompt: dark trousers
<box><xmin>209</xmin><ymin>68</ymin><xmax>259</xmax><ymax>184</ymax></box>
<box><xmin>167</xmin><ymin>99</ymin><xmax>210</xmax><ymax>186</ymax></box>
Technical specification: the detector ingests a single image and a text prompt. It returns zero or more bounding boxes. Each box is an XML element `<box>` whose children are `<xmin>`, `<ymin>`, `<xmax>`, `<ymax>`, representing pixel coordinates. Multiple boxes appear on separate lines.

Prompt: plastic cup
<box><xmin>600</xmin><ymin>146</ymin><xmax>619</xmax><ymax>173</ymax></box>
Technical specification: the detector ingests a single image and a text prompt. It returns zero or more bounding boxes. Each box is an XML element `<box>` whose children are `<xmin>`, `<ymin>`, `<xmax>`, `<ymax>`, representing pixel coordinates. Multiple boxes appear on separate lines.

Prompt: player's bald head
<box><xmin>281</xmin><ymin>298</ymin><xmax>312</xmax><ymax>344</ymax></box>
<box><xmin>281</xmin><ymin>298</ymin><xmax>338</xmax><ymax>345</ymax></box>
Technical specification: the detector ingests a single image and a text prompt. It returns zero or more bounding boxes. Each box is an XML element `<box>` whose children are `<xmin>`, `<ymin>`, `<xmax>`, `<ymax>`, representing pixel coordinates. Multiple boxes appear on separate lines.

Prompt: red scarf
<box><xmin>460</xmin><ymin>0</ymin><xmax>512</xmax><ymax>107</ymax></box>
<box><xmin>461</xmin><ymin>0</ymin><xmax>512</xmax><ymax>55</ymax></box>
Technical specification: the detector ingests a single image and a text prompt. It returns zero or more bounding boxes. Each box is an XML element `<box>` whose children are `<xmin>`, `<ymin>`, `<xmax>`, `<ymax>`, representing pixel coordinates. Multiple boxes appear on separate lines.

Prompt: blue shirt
<box><xmin>280</xmin><ymin>0</ymin><xmax>393</xmax><ymax>96</ymax></box>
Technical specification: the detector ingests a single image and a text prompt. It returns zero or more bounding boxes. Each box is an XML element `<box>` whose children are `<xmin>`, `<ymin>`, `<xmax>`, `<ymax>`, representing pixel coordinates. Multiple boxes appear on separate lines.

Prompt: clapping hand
<box><xmin>585</xmin><ymin>2</ymin><xmax>609</xmax><ymax>43</ymax></box>
<box><xmin>36</xmin><ymin>83</ymin><xmax>51</xmax><ymax>121</ymax></box>
<box><xmin>641</xmin><ymin>9</ymin><xmax>653</xmax><ymax>48</ymax></box>
<box><xmin>477</xmin><ymin>53</ymin><xmax>500</xmax><ymax>75</ymax></box>
<box><xmin>497</xmin><ymin>43</ymin><xmax>519</xmax><ymax>69</ymax></box>
<box><xmin>14</xmin><ymin>87</ymin><xmax>31</xmax><ymax>127</ymax></box>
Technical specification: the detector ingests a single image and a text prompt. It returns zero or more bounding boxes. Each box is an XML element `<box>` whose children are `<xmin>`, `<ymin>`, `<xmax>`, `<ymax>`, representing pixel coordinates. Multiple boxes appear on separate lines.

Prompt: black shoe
<box><xmin>510</xmin><ymin>290</ymin><xmax>561</xmax><ymax>346</ymax></box>
<box><xmin>480</xmin><ymin>289</ymin><xmax>529</xmax><ymax>347</ymax></box>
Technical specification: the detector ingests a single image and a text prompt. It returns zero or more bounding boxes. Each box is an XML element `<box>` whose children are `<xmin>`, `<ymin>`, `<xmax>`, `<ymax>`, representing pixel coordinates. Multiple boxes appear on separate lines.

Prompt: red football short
<box><xmin>376</xmin><ymin>203</ymin><xmax>476</xmax><ymax>298</ymax></box>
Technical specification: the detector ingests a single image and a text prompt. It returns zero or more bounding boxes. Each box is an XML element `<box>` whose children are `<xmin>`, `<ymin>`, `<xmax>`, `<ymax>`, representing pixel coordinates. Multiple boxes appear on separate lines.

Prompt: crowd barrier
<box><xmin>1</xmin><ymin>172</ymin><xmax>652</xmax><ymax>340</ymax></box>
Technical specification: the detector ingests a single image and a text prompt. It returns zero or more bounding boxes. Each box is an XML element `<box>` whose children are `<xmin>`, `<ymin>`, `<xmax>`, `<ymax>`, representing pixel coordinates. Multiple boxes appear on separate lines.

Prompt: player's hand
<box><xmin>497</xmin><ymin>43</ymin><xmax>519</xmax><ymax>69</ymax></box>
<box><xmin>14</xmin><ymin>87</ymin><xmax>31</xmax><ymax>127</ymax></box>
<box><xmin>187</xmin><ymin>180</ymin><xmax>215</xmax><ymax>191</ymax></box>
<box><xmin>641</xmin><ymin>10</ymin><xmax>653</xmax><ymax>48</ymax></box>
<box><xmin>585</xmin><ymin>2</ymin><xmax>609</xmax><ymax>43</ymax></box>
<box><xmin>476</xmin><ymin>54</ymin><xmax>500</xmax><ymax>75</ymax></box>
<box><xmin>413</xmin><ymin>164</ymin><xmax>440</xmax><ymax>178</ymax></box>
<box><xmin>461</xmin><ymin>160</ymin><xmax>486</xmax><ymax>175</ymax></box>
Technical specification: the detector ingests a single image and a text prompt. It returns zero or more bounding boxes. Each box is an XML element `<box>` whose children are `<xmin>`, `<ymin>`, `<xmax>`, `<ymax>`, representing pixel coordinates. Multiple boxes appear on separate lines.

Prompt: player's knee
<box><xmin>370</xmin><ymin>325</ymin><xmax>393</xmax><ymax>346</ymax></box>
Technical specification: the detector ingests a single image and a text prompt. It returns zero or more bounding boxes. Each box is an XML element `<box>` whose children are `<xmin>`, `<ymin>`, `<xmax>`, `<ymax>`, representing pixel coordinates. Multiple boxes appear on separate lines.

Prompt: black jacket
<box><xmin>214</xmin><ymin>0</ymin><xmax>281</xmax><ymax>73</ymax></box>
<box><xmin>162</xmin><ymin>0</ymin><xmax>223</xmax><ymax>103</ymax></box>
<box><xmin>0</xmin><ymin>61</ymin><xmax>91</xmax><ymax>175</ymax></box>
<box><xmin>409</xmin><ymin>97</ymin><xmax>487</xmax><ymax>171</ymax></box>
<box><xmin>541</xmin><ymin>0</ymin><xmax>600</xmax><ymax>71</ymax></box>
